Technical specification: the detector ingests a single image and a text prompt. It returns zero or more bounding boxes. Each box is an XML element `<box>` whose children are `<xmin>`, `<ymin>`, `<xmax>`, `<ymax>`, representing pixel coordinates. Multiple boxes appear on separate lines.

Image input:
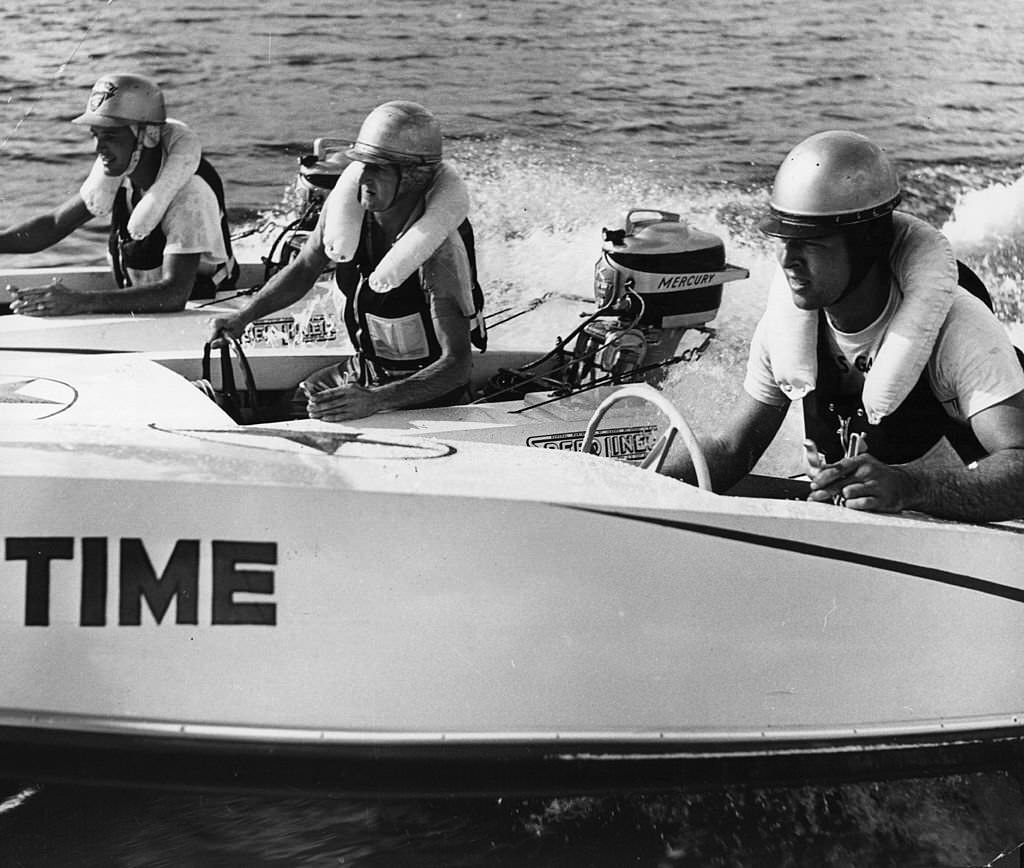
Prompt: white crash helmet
<box><xmin>345</xmin><ymin>101</ymin><xmax>443</xmax><ymax>166</ymax></box>
<box><xmin>71</xmin><ymin>73</ymin><xmax>166</xmax><ymax>128</ymax></box>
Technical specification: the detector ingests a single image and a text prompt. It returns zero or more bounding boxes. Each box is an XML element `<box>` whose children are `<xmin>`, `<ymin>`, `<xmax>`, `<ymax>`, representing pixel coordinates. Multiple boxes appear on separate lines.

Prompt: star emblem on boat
<box><xmin>156</xmin><ymin>424</ymin><xmax>454</xmax><ymax>459</ymax></box>
<box><xmin>0</xmin><ymin>375</ymin><xmax>77</xmax><ymax>420</ymax></box>
<box><xmin>0</xmin><ymin>378</ymin><xmax>61</xmax><ymax>405</ymax></box>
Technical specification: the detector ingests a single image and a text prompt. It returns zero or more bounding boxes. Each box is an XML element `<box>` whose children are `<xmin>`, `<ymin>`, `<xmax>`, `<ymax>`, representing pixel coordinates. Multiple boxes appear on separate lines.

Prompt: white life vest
<box><xmin>320</xmin><ymin>160</ymin><xmax>471</xmax><ymax>307</ymax></box>
<box><xmin>765</xmin><ymin>211</ymin><xmax>957</xmax><ymax>424</ymax></box>
<box><xmin>79</xmin><ymin>118</ymin><xmax>202</xmax><ymax>241</ymax></box>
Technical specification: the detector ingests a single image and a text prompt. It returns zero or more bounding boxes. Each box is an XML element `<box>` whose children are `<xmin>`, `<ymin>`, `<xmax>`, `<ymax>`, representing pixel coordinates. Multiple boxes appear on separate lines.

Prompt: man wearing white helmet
<box><xmin>1</xmin><ymin>73</ymin><xmax>236</xmax><ymax>315</ymax></box>
<box><xmin>665</xmin><ymin>130</ymin><xmax>1024</xmax><ymax>522</ymax></box>
<box><xmin>210</xmin><ymin>100</ymin><xmax>476</xmax><ymax>422</ymax></box>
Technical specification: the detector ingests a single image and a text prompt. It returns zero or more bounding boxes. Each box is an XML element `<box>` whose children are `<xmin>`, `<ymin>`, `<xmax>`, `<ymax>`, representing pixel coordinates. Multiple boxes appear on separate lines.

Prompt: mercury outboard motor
<box><xmin>570</xmin><ymin>209</ymin><xmax>748</xmax><ymax>384</ymax></box>
<box><xmin>263</xmin><ymin>138</ymin><xmax>349</xmax><ymax>278</ymax></box>
<box><xmin>296</xmin><ymin>137</ymin><xmax>348</xmax><ymax>201</ymax></box>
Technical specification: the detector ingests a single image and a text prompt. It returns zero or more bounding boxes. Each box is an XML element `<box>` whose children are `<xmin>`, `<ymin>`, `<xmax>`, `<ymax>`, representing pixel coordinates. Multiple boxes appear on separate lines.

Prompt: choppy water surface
<box><xmin>0</xmin><ymin>775</ymin><xmax>1022</xmax><ymax>866</ymax></box>
<box><xmin>1</xmin><ymin>1</ymin><xmax>1024</xmax><ymax>864</ymax></box>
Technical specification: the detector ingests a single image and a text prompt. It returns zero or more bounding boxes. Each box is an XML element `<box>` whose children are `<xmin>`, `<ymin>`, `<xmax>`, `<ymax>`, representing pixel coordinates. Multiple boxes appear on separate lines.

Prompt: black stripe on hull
<box><xmin>562</xmin><ymin>505</ymin><xmax>1024</xmax><ymax>605</ymax></box>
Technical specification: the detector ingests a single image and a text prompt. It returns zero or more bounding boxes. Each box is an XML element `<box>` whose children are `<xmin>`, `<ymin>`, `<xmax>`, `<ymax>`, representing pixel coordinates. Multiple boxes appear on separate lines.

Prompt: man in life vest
<box><xmin>1</xmin><ymin>72</ymin><xmax>237</xmax><ymax>315</ymax></box>
<box><xmin>664</xmin><ymin>130</ymin><xmax>1024</xmax><ymax>522</ymax></box>
<box><xmin>209</xmin><ymin>100</ymin><xmax>475</xmax><ymax>422</ymax></box>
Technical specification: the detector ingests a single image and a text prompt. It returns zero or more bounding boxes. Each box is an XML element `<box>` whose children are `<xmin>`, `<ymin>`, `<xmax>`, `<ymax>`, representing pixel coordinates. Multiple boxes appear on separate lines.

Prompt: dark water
<box><xmin>1</xmin><ymin>775</ymin><xmax>1023</xmax><ymax>866</ymax></box>
<box><xmin>2</xmin><ymin>1</ymin><xmax>1024</xmax><ymax>864</ymax></box>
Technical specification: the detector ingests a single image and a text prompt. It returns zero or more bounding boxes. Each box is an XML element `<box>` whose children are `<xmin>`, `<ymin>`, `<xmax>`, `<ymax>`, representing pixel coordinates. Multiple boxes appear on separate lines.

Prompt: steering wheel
<box><xmin>580</xmin><ymin>384</ymin><xmax>712</xmax><ymax>489</ymax></box>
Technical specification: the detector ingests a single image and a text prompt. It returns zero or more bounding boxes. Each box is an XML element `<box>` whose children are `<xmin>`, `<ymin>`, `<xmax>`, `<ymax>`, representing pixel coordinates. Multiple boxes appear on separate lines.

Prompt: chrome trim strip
<box><xmin>0</xmin><ymin>707</ymin><xmax>1021</xmax><ymax>751</ymax></box>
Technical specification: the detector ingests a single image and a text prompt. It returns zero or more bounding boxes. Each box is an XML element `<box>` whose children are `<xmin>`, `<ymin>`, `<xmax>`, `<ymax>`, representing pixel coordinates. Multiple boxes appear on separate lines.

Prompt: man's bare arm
<box><xmin>368</xmin><ymin>294</ymin><xmax>472</xmax><ymax>412</ymax></box>
<box><xmin>900</xmin><ymin>392</ymin><xmax>1024</xmax><ymax>521</ymax></box>
<box><xmin>810</xmin><ymin>391</ymin><xmax>1024</xmax><ymax>521</ymax></box>
<box><xmin>0</xmin><ymin>195</ymin><xmax>93</xmax><ymax>253</ymax></box>
<box><xmin>662</xmin><ymin>392</ymin><xmax>789</xmax><ymax>490</ymax></box>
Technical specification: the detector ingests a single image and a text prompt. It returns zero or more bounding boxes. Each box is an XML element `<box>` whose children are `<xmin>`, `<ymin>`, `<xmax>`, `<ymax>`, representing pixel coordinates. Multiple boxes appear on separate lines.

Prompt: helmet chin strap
<box><xmin>382</xmin><ymin>164</ymin><xmax>402</xmax><ymax>211</ymax></box>
<box><xmin>834</xmin><ymin>219</ymin><xmax>892</xmax><ymax>305</ymax></box>
<box><xmin>834</xmin><ymin>253</ymin><xmax>874</xmax><ymax>304</ymax></box>
<box><xmin>115</xmin><ymin>123</ymin><xmax>157</xmax><ymax>178</ymax></box>
<box><xmin>108</xmin><ymin>127</ymin><xmax>142</xmax><ymax>179</ymax></box>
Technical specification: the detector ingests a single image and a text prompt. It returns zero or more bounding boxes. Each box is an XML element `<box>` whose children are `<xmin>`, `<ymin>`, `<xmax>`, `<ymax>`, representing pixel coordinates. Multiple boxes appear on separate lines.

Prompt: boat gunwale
<box><xmin>1</xmin><ymin>706</ymin><xmax>1022</xmax><ymax>751</ymax></box>
<box><xmin>1</xmin><ymin>708</ymin><xmax>1023</xmax><ymax>796</ymax></box>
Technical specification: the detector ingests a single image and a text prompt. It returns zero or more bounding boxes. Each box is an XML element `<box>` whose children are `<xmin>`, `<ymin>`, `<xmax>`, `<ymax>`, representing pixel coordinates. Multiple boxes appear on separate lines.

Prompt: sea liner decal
<box><xmin>527</xmin><ymin>425</ymin><xmax>657</xmax><ymax>462</ymax></box>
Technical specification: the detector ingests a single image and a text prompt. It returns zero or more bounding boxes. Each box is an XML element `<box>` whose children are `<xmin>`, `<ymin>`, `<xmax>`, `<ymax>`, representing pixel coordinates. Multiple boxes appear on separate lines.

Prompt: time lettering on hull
<box><xmin>4</xmin><ymin>537</ymin><xmax>277</xmax><ymax>627</ymax></box>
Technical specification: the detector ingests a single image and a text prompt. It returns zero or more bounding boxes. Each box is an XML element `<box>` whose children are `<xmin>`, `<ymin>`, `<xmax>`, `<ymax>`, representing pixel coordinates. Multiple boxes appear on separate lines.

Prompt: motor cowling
<box><xmin>293</xmin><ymin>137</ymin><xmax>349</xmax><ymax>220</ymax></box>
<box><xmin>570</xmin><ymin>210</ymin><xmax>748</xmax><ymax>386</ymax></box>
<box><xmin>594</xmin><ymin>209</ymin><xmax>747</xmax><ymax>328</ymax></box>
<box><xmin>267</xmin><ymin>138</ymin><xmax>350</xmax><ymax>274</ymax></box>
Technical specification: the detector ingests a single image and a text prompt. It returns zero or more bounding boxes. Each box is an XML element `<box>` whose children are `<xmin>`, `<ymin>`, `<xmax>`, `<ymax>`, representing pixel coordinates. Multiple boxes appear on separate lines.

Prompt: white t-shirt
<box><xmin>121</xmin><ymin>175</ymin><xmax>228</xmax><ymax>286</ymax></box>
<box><xmin>745</xmin><ymin>285</ymin><xmax>1024</xmax><ymax>421</ymax></box>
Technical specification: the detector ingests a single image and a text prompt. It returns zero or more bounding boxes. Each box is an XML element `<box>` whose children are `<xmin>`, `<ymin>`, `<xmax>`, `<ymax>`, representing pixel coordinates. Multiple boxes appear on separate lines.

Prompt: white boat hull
<box><xmin>0</xmin><ymin>264</ymin><xmax>350</xmax><ymax>351</ymax></box>
<box><xmin>0</xmin><ymin>264</ymin><xmax>585</xmax><ymax>354</ymax></box>
<box><xmin>1</xmin><ymin>304</ymin><xmax>1022</xmax><ymax>792</ymax></box>
<box><xmin>1</xmin><ymin>393</ymin><xmax>1023</xmax><ymax>791</ymax></box>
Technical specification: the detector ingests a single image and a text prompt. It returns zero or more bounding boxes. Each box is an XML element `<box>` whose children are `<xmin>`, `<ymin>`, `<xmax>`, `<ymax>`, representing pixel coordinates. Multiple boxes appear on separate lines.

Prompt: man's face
<box><xmin>357</xmin><ymin>163</ymin><xmax>401</xmax><ymax>212</ymax></box>
<box><xmin>776</xmin><ymin>234</ymin><xmax>852</xmax><ymax>310</ymax></box>
<box><xmin>90</xmin><ymin>125</ymin><xmax>137</xmax><ymax>176</ymax></box>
